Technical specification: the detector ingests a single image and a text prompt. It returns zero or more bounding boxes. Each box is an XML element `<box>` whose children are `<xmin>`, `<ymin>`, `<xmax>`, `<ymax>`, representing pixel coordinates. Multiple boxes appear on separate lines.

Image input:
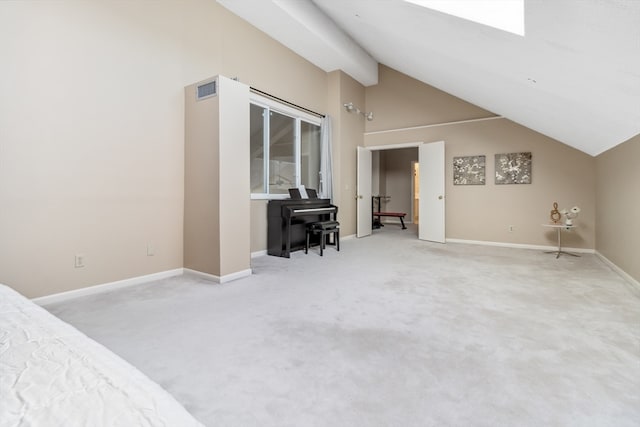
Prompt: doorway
<box><xmin>356</xmin><ymin>141</ymin><xmax>445</xmax><ymax>242</ymax></box>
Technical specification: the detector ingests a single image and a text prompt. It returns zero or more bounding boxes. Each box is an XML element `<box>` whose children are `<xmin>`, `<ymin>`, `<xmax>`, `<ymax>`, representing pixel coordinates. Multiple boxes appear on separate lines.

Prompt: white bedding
<box><xmin>0</xmin><ymin>284</ymin><xmax>204</xmax><ymax>427</ymax></box>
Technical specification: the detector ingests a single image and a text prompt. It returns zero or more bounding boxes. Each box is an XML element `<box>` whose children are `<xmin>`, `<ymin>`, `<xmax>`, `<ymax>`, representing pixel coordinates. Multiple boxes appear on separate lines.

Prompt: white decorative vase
<box><xmin>565</xmin><ymin>218</ymin><xmax>573</xmax><ymax>226</ymax></box>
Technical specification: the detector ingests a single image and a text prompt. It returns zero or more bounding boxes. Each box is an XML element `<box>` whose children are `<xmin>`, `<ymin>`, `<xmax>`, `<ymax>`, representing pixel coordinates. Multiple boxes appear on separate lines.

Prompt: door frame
<box><xmin>362</xmin><ymin>141</ymin><xmax>445</xmax><ymax>242</ymax></box>
<box><xmin>367</xmin><ymin>142</ymin><xmax>423</xmax><ymax>151</ymax></box>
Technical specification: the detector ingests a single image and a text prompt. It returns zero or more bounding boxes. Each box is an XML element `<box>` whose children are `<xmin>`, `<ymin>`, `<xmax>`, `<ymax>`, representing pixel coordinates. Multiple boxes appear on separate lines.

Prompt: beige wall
<box><xmin>365</xmin><ymin>66</ymin><xmax>596</xmax><ymax>249</ymax></box>
<box><xmin>250</xmin><ymin>201</ymin><xmax>268</xmax><ymax>253</ymax></box>
<box><xmin>366</xmin><ymin>66</ymin><xmax>494</xmax><ymax>133</ymax></box>
<box><xmin>372</xmin><ymin>151</ymin><xmax>381</xmax><ymax>195</ymax></box>
<box><xmin>595</xmin><ymin>135</ymin><xmax>640</xmax><ymax>283</ymax></box>
<box><xmin>0</xmin><ymin>0</ymin><xmax>329</xmax><ymax>297</ymax></box>
<box><xmin>0</xmin><ymin>1</ymin><xmax>187</xmax><ymax>298</ymax></box>
<box><xmin>330</xmin><ymin>71</ymin><xmax>366</xmax><ymax>237</ymax></box>
<box><xmin>184</xmin><ymin>80</ymin><xmax>221</xmax><ymax>275</ymax></box>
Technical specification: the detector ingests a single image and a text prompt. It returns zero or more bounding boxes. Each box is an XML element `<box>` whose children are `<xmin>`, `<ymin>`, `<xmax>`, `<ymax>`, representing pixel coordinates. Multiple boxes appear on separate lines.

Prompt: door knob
<box><xmin>438</xmin><ymin>195</ymin><xmax>443</xmax><ymax>200</ymax></box>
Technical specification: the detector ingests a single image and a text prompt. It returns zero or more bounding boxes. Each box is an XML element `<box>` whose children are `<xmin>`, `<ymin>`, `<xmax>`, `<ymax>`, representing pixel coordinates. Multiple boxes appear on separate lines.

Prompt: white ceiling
<box><xmin>217</xmin><ymin>0</ymin><xmax>640</xmax><ymax>156</ymax></box>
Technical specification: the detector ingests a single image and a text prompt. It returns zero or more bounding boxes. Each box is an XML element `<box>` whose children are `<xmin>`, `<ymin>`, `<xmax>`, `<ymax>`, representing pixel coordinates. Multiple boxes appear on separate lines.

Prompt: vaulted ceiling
<box><xmin>217</xmin><ymin>0</ymin><xmax>640</xmax><ymax>156</ymax></box>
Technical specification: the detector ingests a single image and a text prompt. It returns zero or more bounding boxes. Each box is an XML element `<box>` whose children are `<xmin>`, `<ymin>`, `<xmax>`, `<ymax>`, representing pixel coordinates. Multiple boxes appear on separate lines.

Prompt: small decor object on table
<box><xmin>560</xmin><ymin>206</ymin><xmax>580</xmax><ymax>226</ymax></box>
<box><xmin>550</xmin><ymin>202</ymin><xmax>561</xmax><ymax>223</ymax></box>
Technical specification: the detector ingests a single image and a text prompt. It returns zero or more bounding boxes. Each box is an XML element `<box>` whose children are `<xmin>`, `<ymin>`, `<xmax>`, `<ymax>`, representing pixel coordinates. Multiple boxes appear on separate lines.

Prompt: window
<box><xmin>250</xmin><ymin>95</ymin><xmax>322</xmax><ymax>198</ymax></box>
<box><xmin>404</xmin><ymin>0</ymin><xmax>524</xmax><ymax>36</ymax></box>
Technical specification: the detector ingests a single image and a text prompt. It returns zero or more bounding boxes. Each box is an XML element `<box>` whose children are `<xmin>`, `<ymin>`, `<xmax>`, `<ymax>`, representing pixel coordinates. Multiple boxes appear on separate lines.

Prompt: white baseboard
<box><xmin>445</xmin><ymin>238</ymin><xmax>596</xmax><ymax>254</ymax></box>
<box><xmin>220</xmin><ymin>268</ymin><xmax>252</xmax><ymax>283</ymax></box>
<box><xmin>33</xmin><ymin>268</ymin><xmax>184</xmax><ymax>306</ymax></box>
<box><xmin>251</xmin><ymin>250</ymin><xmax>267</xmax><ymax>258</ymax></box>
<box><xmin>183</xmin><ymin>268</ymin><xmax>252</xmax><ymax>284</ymax></box>
<box><xmin>595</xmin><ymin>251</ymin><xmax>640</xmax><ymax>292</ymax></box>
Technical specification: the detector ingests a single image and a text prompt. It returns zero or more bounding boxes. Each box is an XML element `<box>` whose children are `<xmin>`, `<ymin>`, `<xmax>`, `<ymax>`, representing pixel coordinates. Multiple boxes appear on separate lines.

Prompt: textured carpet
<box><xmin>45</xmin><ymin>226</ymin><xmax>640</xmax><ymax>427</ymax></box>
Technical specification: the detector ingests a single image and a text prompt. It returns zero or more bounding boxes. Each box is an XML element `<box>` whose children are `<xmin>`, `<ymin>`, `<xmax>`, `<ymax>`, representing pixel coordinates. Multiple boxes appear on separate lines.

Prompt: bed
<box><xmin>0</xmin><ymin>284</ymin><xmax>204</xmax><ymax>427</ymax></box>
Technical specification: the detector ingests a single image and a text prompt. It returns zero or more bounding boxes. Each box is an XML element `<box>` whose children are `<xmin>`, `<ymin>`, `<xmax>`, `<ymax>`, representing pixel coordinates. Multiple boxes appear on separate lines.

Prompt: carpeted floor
<box><xmin>45</xmin><ymin>226</ymin><xmax>640</xmax><ymax>427</ymax></box>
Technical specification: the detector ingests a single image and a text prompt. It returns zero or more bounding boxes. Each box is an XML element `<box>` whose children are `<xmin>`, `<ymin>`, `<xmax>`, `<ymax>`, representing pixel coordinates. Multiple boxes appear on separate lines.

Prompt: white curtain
<box><xmin>319</xmin><ymin>115</ymin><xmax>333</xmax><ymax>201</ymax></box>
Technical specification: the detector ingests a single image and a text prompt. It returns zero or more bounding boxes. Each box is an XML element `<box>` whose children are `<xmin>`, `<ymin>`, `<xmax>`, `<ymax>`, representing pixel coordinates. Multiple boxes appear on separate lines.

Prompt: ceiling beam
<box><xmin>217</xmin><ymin>0</ymin><xmax>378</xmax><ymax>86</ymax></box>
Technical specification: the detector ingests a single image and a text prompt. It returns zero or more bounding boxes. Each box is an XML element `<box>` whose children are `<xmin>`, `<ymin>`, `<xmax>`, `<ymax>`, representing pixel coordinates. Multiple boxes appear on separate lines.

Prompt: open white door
<box><xmin>356</xmin><ymin>147</ymin><xmax>372</xmax><ymax>238</ymax></box>
<box><xmin>418</xmin><ymin>141</ymin><xmax>445</xmax><ymax>242</ymax></box>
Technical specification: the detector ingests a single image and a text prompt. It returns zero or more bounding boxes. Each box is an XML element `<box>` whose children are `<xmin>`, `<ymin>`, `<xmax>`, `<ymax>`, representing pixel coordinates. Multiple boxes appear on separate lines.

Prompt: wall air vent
<box><xmin>196</xmin><ymin>79</ymin><xmax>217</xmax><ymax>100</ymax></box>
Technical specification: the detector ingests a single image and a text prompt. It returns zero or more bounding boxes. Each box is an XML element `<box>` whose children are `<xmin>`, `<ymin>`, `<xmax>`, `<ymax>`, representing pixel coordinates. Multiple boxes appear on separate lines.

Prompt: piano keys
<box><xmin>268</xmin><ymin>198</ymin><xmax>338</xmax><ymax>258</ymax></box>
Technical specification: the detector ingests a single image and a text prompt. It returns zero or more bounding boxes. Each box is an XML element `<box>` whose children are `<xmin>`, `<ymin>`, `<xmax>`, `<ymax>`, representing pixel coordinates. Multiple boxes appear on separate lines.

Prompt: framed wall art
<box><xmin>495</xmin><ymin>152</ymin><xmax>532</xmax><ymax>184</ymax></box>
<box><xmin>453</xmin><ymin>155</ymin><xmax>486</xmax><ymax>185</ymax></box>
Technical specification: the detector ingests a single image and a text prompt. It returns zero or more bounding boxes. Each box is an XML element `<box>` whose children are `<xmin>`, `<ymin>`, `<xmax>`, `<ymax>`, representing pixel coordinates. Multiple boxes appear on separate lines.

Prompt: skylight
<box><xmin>405</xmin><ymin>0</ymin><xmax>525</xmax><ymax>36</ymax></box>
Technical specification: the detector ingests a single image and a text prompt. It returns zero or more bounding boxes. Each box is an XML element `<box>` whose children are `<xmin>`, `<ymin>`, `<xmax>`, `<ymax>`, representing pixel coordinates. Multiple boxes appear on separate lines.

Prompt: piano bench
<box><xmin>305</xmin><ymin>221</ymin><xmax>340</xmax><ymax>256</ymax></box>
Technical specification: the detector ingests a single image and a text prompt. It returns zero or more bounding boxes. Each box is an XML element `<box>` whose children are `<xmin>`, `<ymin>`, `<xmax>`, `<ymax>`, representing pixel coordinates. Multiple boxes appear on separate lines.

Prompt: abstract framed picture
<box><xmin>453</xmin><ymin>155</ymin><xmax>486</xmax><ymax>185</ymax></box>
<box><xmin>495</xmin><ymin>152</ymin><xmax>532</xmax><ymax>184</ymax></box>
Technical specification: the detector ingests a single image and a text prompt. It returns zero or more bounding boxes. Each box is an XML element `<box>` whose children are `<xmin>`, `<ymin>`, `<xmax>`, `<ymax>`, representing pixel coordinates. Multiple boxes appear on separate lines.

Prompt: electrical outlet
<box><xmin>147</xmin><ymin>244</ymin><xmax>155</xmax><ymax>256</ymax></box>
<box><xmin>75</xmin><ymin>254</ymin><xmax>85</xmax><ymax>268</ymax></box>
<box><xmin>508</xmin><ymin>225</ymin><xmax>514</xmax><ymax>232</ymax></box>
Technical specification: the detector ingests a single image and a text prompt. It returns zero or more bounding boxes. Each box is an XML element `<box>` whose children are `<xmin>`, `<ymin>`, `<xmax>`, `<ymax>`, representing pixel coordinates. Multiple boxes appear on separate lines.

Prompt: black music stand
<box><xmin>288</xmin><ymin>188</ymin><xmax>302</xmax><ymax>199</ymax></box>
